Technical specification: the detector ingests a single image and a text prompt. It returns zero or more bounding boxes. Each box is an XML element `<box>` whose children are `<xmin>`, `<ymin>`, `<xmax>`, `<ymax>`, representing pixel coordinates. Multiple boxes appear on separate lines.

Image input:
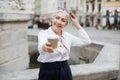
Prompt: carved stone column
<box><xmin>0</xmin><ymin>0</ymin><xmax>35</xmax><ymax>72</ymax></box>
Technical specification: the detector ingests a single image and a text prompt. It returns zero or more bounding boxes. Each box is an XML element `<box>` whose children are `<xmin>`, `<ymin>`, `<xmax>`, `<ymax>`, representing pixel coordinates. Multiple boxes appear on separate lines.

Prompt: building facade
<box><xmin>84</xmin><ymin>0</ymin><xmax>102</xmax><ymax>28</ymax></box>
<box><xmin>41</xmin><ymin>0</ymin><xmax>57</xmax><ymax>15</ymax></box>
<box><xmin>40</xmin><ymin>0</ymin><xmax>85</xmax><ymax>26</ymax></box>
<box><xmin>35</xmin><ymin>0</ymin><xmax>41</xmax><ymax>15</ymax></box>
<box><xmin>101</xmin><ymin>0</ymin><xmax>120</xmax><ymax>29</ymax></box>
<box><xmin>39</xmin><ymin>0</ymin><xmax>120</xmax><ymax>29</ymax></box>
<box><xmin>66</xmin><ymin>0</ymin><xmax>85</xmax><ymax>26</ymax></box>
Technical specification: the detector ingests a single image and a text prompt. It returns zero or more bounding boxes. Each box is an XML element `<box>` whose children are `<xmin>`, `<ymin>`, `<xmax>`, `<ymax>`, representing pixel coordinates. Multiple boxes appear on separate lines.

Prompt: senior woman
<box><xmin>37</xmin><ymin>10</ymin><xmax>91</xmax><ymax>80</ymax></box>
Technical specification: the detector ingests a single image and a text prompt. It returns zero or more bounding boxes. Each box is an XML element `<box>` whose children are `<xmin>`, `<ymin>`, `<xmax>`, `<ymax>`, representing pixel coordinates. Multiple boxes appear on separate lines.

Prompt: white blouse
<box><xmin>37</xmin><ymin>27</ymin><xmax>91</xmax><ymax>63</ymax></box>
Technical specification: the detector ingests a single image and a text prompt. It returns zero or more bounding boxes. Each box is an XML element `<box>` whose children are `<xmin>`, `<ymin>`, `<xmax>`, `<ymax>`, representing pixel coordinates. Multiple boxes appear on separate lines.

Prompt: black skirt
<box><xmin>38</xmin><ymin>60</ymin><xmax>73</xmax><ymax>80</ymax></box>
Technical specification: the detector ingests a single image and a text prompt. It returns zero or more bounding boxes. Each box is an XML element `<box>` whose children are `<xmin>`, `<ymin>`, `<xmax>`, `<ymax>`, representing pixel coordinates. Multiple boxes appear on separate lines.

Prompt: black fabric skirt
<box><xmin>38</xmin><ymin>60</ymin><xmax>73</xmax><ymax>80</ymax></box>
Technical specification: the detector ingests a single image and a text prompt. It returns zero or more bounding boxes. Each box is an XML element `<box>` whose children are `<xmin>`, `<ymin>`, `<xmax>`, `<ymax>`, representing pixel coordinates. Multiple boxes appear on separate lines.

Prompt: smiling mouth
<box><xmin>57</xmin><ymin>25</ymin><xmax>63</xmax><ymax>29</ymax></box>
<box><xmin>54</xmin><ymin>23</ymin><xmax>62</xmax><ymax>28</ymax></box>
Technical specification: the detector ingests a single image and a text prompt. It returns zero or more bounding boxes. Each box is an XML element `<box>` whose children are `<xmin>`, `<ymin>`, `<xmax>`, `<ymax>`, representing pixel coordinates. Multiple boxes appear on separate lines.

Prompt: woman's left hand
<box><xmin>69</xmin><ymin>11</ymin><xmax>81</xmax><ymax>30</ymax></box>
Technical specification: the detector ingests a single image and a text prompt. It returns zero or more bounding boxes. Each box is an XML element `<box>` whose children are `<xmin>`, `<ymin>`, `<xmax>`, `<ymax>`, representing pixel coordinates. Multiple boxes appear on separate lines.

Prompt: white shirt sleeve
<box><xmin>37</xmin><ymin>30</ymin><xmax>47</xmax><ymax>54</ymax></box>
<box><xmin>70</xmin><ymin>27</ymin><xmax>91</xmax><ymax>46</ymax></box>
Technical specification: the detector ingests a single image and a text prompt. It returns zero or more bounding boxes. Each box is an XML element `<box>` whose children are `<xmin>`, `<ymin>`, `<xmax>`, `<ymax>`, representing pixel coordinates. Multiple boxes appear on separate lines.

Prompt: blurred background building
<box><xmin>101</xmin><ymin>0</ymin><xmax>120</xmax><ymax>30</ymax></box>
<box><xmin>34</xmin><ymin>0</ymin><xmax>120</xmax><ymax>30</ymax></box>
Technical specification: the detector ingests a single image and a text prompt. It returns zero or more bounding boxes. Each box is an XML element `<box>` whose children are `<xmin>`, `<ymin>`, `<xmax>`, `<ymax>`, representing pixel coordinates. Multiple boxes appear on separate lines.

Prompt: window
<box><xmin>92</xmin><ymin>3</ymin><xmax>94</xmax><ymax>12</ymax></box>
<box><xmin>107</xmin><ymin>0</ymin><xmax>111</xmax><ymax>2</ymax></box>
<box><xmin>64</xmin><ymin>2</ymin><xmax>66</xmax><ymax>8</ymax></box>
<box><xmin>98</xmin><ymin>0</ymin><xmax>101</xmax><ymax>2</ymax></box>
<box><xmin>86</xmin><ymin>5</ymin><xmax>89</xmax><ymax>12</ymax></box>
<box><xmin>106</xmin><ymin>10</ymin><xmax>110</xmax><ymax>16</ymax></box>
<box><xmin>98</xmin><ymin>4</ymin><xmax>101</xmax><ymax>12</ymax></box>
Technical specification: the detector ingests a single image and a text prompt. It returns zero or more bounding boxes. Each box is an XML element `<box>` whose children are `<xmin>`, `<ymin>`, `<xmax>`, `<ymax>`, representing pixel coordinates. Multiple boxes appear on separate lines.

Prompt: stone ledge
<box><xmin>0</xmin><ymin>69</ymin><xmax>39</xmax><ymax>80</ymax></box>
<box><xmin>0</xmin><ymin>11</ymin><xmax>34</xmax><ymax>22</ymax></box>
<box><xmin>0</xmin><ymin>39</ymin><xmax>29</xmax><ymax>72</ymax></box>
<box><xmin>0</xmin><ymin>41</ymin><xmax>119</xmax><ymax>80</ymax></box>
<box><xmin>0</xmin><ymin>54</ymin><xmax>29</xmax><ymax>73</ymax></box>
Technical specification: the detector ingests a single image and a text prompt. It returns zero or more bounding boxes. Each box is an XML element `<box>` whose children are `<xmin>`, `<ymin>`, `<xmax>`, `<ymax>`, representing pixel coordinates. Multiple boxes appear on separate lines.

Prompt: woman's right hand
<box><xmin>43</xmin><ymin>42</ymin><xmax>54</xmax><ymax>53</ymax></box>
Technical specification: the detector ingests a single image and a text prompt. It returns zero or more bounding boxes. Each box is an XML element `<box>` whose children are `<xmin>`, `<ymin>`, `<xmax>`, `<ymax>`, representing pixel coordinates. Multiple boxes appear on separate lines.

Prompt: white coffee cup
<box><xmin>48</xmin><ymin>35</ymin><xmax>58</xmax><ymax>49</ymax></box>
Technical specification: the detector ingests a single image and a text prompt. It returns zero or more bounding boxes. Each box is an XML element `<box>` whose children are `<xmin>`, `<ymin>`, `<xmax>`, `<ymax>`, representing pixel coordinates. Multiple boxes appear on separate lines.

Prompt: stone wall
<box><xmin>69</xmin><ymin>43</ymin><xmax>103</xmax><ymax>64</ymax></box>
<box><xmin>0</xmin><ymin>0</ymin><xmax>35</xmax><ymax>72</ymax></box>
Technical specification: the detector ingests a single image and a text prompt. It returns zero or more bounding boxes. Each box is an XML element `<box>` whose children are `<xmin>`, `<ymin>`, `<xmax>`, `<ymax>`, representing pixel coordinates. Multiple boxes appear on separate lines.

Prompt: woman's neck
<box><xmin>51</xmin><ymin>27</ymin><xmax>62</xmax><ymax>36</ymax></box>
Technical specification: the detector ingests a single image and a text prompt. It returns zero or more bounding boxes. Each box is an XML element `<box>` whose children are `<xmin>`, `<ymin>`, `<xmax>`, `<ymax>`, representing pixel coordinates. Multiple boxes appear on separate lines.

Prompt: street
<box><xmin>28</xmin><ymin>25</ymin><xmax>120</xmax><ymax>45</ymax></box>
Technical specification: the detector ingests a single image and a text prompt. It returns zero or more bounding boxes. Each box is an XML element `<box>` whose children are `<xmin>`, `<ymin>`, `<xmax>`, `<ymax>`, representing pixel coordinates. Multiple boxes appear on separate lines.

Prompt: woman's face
<box><xmin>51</xmin><ymin>12</ymin><xmax>68</xmax><ymax>32</ymax></box>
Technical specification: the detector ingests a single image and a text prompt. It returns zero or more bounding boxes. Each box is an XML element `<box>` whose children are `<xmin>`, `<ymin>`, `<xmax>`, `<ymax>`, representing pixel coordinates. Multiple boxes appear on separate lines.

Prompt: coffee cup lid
<box><xmin>48</xmin><ymin>35</ymin><xmax>58</xmax><ymax>39</ymax></box>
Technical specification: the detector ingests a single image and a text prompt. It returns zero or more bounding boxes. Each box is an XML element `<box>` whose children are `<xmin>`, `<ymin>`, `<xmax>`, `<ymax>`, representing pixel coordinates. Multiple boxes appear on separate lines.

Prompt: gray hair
<box><xmin>50</xmin><ymin>9</ymin><xmax>70</xmax><ymax>24</ymax></box>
